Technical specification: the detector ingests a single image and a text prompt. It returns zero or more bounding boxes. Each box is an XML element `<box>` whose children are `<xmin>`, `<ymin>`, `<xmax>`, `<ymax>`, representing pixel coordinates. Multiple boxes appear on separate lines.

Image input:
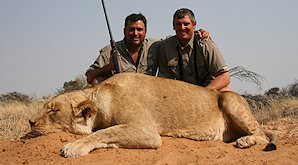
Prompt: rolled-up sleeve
<box><xmin>201</xmin><ymin>40</ymin><xmax>228</xmax><ymax>76</ymax></box>
<box><xmin>85</xmin><ymin>45</ymin><xmax>111</xmax><ymax>75</ymax></box>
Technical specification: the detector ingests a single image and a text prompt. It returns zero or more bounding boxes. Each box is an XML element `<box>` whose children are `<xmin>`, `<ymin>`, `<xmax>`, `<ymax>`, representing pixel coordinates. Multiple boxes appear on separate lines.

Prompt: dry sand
<box><xmin>1</xmin><ymin>118</ymin><xmax>297</xmax><ymax>165</ymax></box>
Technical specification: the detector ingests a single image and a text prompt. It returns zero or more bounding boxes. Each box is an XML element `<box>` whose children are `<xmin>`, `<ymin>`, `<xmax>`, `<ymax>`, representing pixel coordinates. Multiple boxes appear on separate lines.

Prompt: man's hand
<box><xmin>110</xmin><ymin>49</ymin><xmax>122</xmax><ymax>73</ymax></box>
<box><xmin>108</xmin><ymin>53</ymin><xmax>115</xmax><ymax>71</ymax></box>
<box><xmin>197</xmin><ymin>29</ymin><xmax>212</xmax><ymax>40</ymax></box>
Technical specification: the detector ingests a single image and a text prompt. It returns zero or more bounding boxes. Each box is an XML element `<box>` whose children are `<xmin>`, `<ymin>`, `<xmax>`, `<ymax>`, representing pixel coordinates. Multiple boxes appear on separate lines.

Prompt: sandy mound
<box><xmin>1</xmin><ymin>118</ymin><xmax>297</xmax><ymax>165</ymax></box>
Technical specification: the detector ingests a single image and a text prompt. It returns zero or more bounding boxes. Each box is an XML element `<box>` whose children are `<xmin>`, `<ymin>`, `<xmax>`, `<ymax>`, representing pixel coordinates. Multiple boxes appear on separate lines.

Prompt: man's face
<box><xmin>124</xmin><ymin>20</ymin><xmax>146</xmax><ymax>46</ymax></box>
<box><xmin>173</xmin><ymin>15</ymin><xmax>196</xmax><ymax>46</ymax></box>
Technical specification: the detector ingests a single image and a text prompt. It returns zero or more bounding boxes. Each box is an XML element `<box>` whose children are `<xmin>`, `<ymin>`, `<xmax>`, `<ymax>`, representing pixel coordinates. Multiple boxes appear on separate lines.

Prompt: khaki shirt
<box><xmin>153</xmin><ymin>34</ymin><xmax>228</xmax><ymax>86</ymax></box>
<box><xmin>86</xmin><ymin>38</ymin><xmax>156</xmax><ymax>79</ymax></box>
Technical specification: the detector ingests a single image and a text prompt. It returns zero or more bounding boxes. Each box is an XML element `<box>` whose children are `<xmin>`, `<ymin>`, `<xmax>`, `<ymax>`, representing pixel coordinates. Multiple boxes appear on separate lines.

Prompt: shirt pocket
<box><xmin>120</xmin><ymin>59</ymin><xmax>136</xmax><ymax>72</ymax></box>
<box><xmin>167</xmin><ymin>57</ymin><xmax>180</xmax><ymax>77</ymax></box>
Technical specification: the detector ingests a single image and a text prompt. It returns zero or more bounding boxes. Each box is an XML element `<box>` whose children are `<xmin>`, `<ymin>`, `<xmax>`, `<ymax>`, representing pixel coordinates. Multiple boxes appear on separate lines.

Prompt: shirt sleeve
<box><xmin>200</xmin><ymin>40</ymin><xmax>228</xmax><ymax>76</ymax></box>
<box><xmin>146</xmin><ymin>40</ymin><xmax>161</xmax><ymax>76</ymax></box>
<box><xmin>85</xmin><ymin>45</ymin><xmax>112</xmax><ymax>74</ymax></box>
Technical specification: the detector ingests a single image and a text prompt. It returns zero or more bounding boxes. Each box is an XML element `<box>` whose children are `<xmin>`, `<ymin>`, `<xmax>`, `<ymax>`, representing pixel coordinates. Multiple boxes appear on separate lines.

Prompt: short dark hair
<box><xmin>173</xmin><ymin>8</ymin><xmax>196</xmax><ymax>26</ymax></box>
<box><xmin>124</xmin><ymin>13</ymin><xmax>147</xmax><ymax>29</ymax></box>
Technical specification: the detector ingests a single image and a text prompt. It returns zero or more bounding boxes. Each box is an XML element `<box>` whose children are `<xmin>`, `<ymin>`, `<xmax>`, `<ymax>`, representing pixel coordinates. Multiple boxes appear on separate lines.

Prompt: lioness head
<box><xmin>25</xmin><ymin>90</ymin><xmax>97</xmax><ymax>138</ymax></box>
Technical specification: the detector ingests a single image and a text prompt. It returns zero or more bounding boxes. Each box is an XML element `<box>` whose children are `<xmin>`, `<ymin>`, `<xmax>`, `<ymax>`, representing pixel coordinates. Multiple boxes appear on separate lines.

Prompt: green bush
<box><xmin>0</xmin><ymin>92</ymin><xmax>32</xmax><ymax>104</ymax></box>
<box><xmin>56</xmin><ymin>74</ymin><xmax>89</xmax><ymax>94</ymax></box>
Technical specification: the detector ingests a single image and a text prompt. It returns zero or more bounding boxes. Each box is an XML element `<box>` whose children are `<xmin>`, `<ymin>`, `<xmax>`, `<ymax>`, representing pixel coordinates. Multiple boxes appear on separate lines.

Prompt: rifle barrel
<box><xmin>101</xmin><ymin>0</ymin><xmax>114</xmax><ymax>42</ymax></box>
<box><xmin>100</xmin><ymin>0</ymin><xmax>121</xmax><ymax>73</ymax></box>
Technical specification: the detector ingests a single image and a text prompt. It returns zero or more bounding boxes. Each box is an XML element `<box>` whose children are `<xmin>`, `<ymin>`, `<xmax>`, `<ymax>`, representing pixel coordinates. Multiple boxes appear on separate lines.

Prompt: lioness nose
<box><xmin>29</xmin><ymin>120</ymin><xmax>36</xmax><ymax>127</ymax></box>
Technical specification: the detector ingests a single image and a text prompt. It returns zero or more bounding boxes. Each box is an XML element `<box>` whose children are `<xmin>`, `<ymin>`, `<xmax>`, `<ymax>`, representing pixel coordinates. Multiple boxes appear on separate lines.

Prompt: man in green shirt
<box><xmin>86</xmin><ymin>13</ymin><xmax>155</xmax><ymax>85</ymax></box>
<box><xmin>150</xmin><ymin>8</ymin><xmax>232</xmax><ymax>91</ymax></box>
<box><xmin>86</xmin><ymin>13</ymin><xmax>210</xmax><ymax>85</ymax></box>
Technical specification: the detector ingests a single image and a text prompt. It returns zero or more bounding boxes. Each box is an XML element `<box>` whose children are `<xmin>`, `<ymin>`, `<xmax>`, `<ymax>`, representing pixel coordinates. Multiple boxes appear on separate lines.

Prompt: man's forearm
<box><xmin>206</xmin><ymin>72</ymin><xmax>231</xmax><ymax>91</ymax></box>
<box><xmin>86</xmin><ymin>64</ymin><xmax>113</xmax><ymax>84</ymax></box>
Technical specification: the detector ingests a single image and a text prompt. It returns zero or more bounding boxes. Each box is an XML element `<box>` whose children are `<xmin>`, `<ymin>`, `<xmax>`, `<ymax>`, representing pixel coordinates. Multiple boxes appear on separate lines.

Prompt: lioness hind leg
<box><xmin>237</xmin><ymin>130</ymin><xmax>277</xmax><ymax>150</ymax></box>
<box><xmin>236</xmin><ymin>135</ymin><xmax>268</xmax><ymax>148</ymax></box>
<box><xmin>219</xmin><ymin>92</ymin><xmax>269</xmax><ymax>148</ymax></box>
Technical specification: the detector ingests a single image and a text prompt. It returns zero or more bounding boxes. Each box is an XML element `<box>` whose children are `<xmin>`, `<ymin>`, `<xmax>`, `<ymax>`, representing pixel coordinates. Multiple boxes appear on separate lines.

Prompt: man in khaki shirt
<box><xmin>86</xmin><ymin>13</ymin><xmax>210</xmax><ymax>85</ymax></box>
<box><xmin>86</xmin><ymin>13</ymin><xmax>155</xmax><ymax>85</ymax></box>
<box><xmin>151</xmin><ymin>8</ymin><xmax>232</xmax><ymax>91</ymax></box>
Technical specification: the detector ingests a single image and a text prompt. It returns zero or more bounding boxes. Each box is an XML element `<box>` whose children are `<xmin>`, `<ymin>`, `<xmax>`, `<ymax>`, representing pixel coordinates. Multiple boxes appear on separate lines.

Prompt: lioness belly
<box><xmin>150</xmin><ymin>103</ymin><xmax>227</xmax><ymax>141</ymax></box>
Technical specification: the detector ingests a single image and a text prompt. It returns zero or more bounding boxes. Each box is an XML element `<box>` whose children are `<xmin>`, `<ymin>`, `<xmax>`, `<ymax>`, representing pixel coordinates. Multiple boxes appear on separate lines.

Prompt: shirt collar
<box><xmin>122</xmin><ymin>38</ymin><xmax>146</xmax><ymax>54</ymax></box>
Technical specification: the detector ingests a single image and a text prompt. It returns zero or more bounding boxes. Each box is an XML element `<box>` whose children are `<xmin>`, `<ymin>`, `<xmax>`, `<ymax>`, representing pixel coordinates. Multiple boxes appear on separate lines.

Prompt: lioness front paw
<box><xmin>60</xmin><ymin>140</ymin><xmax>93</xmax><ymax>158</ymax></box>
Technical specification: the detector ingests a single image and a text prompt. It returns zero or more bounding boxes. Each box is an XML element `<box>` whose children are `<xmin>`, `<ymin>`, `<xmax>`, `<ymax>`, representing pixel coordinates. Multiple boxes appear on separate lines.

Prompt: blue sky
<box><xmin>0</xmin><ymin>0</ymin><xmax>297</xmax><ymax>97</ymax></box>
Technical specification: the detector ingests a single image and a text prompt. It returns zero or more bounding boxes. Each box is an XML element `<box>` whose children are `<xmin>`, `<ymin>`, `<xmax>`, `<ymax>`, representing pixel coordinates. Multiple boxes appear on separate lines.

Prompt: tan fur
<box><xmin>28</xmin><ymin>73</ymin><xmax>276</xmax><ymax>158</ymax></box>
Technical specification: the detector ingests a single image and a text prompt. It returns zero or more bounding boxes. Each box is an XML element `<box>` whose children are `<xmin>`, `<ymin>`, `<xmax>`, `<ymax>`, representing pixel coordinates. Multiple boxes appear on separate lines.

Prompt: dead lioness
<box><xmin>25</xmin><ymin>73</ymin><xmax>276</xmax><ymax>157</ymax></box>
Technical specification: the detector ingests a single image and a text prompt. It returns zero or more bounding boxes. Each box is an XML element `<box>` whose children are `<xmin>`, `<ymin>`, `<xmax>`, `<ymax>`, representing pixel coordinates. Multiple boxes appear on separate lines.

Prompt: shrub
<box><xmin>230</xmin><ymin>66</ymin><xmax>264</xmax><ymax>87</ymax></box>
<box><xmin>0</xmin><ymin>92</ymin><xmax>32</xmax><ymax>104</ymax></box>
<box><xmin>56</xmin><ymin>74</ymin><xmax>89</xmax><ymax>94</ymax></box>
<box><xmin>243</xmin><ymin>87</ymin><xmax>298</xmax><ymax>123</ymax></box>
<box><xmin>285</xmin><ymin>80</ymin><xmax>298</xmax><ymax>97</ymax></box>
<box><xmin>243</xmin><ymin>94</ymin><xmax>273</xmax><ymax>113</ymax></box>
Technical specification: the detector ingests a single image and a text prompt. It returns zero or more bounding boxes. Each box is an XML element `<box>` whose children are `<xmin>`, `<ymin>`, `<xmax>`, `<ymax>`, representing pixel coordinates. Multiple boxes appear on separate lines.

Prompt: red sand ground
<box><xmin>0</xmin><ymin>118</ymin><xmax>297</xmax><ymax>165</ymax></box>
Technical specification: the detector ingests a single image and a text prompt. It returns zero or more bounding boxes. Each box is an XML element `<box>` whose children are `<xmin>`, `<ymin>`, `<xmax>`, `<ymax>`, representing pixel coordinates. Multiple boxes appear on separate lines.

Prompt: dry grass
<box><xmin>247</xmin><ymin>97</ymin><xmax>298</xmax><ymax>124</ymax></box>
<box><xmin>0</xmin><ymin>100</ymin><xmax>44</xmax><ymax>140</ymax></box>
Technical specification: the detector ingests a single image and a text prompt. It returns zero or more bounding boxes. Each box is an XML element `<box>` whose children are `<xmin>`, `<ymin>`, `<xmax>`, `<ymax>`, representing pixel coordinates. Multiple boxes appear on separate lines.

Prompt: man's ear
<box><xmin>193</xmin><ymin>21</ymin><xmax>197</xmax><ymax>30</ymax></box>
<box><xmin>73</xmin><ymin>100</ymin><xmax>97</xmax><ymax>119</ymax></box>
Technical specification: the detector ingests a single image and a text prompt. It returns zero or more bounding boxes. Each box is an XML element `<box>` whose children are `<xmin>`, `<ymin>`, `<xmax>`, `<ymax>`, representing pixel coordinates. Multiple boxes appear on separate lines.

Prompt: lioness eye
<box><xmin>48</xmin><ymin>109</ymin><xmax>59</xmax><ymax>113</ymax></box>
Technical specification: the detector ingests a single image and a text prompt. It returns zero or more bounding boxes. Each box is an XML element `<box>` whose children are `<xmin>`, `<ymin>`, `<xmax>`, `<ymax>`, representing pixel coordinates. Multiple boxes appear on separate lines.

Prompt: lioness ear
<box><xmin>73</xmin><ymin>100</ymin><xmax>97</xmax><ymax>119</ymax></box>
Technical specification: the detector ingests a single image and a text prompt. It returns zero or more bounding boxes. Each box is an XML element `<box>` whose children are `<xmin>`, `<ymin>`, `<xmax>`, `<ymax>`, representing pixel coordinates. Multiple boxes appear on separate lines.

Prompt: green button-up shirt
<box><xmin>152</xmin><ymin>34</ymin><xmax>228</xmax><ymax>86</ymax></box>
<box><xmin>86</xmin><ymin>38</ymin><xmax>156</xmax><ymax>78</ymax></box>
